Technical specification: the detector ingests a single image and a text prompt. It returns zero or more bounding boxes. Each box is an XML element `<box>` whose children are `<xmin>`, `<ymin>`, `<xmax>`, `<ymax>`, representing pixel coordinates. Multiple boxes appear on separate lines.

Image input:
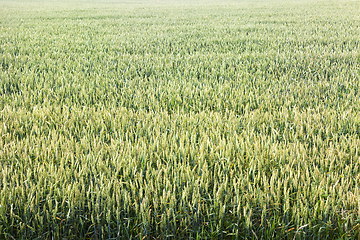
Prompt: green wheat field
<box><xmin>1</xmin><ymin>0</ymin><xmax>360</xmax><ymax>239</ymax></box>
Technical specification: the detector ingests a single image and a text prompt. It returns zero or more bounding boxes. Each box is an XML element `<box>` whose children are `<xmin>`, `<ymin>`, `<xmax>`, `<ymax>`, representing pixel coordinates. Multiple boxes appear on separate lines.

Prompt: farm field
<box><xmin>1</xmin><ymin>0</ymin><xmax>360</xmax><ymax>239</ymax></box>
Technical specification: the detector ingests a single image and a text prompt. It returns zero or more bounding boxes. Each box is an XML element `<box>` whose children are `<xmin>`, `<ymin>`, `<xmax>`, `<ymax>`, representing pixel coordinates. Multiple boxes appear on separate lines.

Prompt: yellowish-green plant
<box><xmin>1</xmin><ymin>0</ymin><xmax>360</xmax><ymax>239</ymax></box>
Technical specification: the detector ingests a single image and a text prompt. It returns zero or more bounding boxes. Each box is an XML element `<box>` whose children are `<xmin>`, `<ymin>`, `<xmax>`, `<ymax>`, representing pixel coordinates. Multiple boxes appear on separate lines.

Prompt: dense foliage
<box><xmin>1</xmin><ymin>0</ymin><xmax>360</xmax><ymax>238</ymax></box>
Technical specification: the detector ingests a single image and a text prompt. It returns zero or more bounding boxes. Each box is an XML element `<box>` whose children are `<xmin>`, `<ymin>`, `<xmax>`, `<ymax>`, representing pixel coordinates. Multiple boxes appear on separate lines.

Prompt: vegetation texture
<box><xmin>1</xmin><ymin>0</ymin><xmax>360</xmax><ymax>239</ymax></box>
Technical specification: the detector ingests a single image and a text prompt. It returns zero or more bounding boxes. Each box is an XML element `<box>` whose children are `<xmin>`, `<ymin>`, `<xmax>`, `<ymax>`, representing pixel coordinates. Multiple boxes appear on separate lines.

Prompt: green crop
<box><xmin>1</xmin><ymin>0</ymin><xmax>360</xmax><ymax>239</ymax></box>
